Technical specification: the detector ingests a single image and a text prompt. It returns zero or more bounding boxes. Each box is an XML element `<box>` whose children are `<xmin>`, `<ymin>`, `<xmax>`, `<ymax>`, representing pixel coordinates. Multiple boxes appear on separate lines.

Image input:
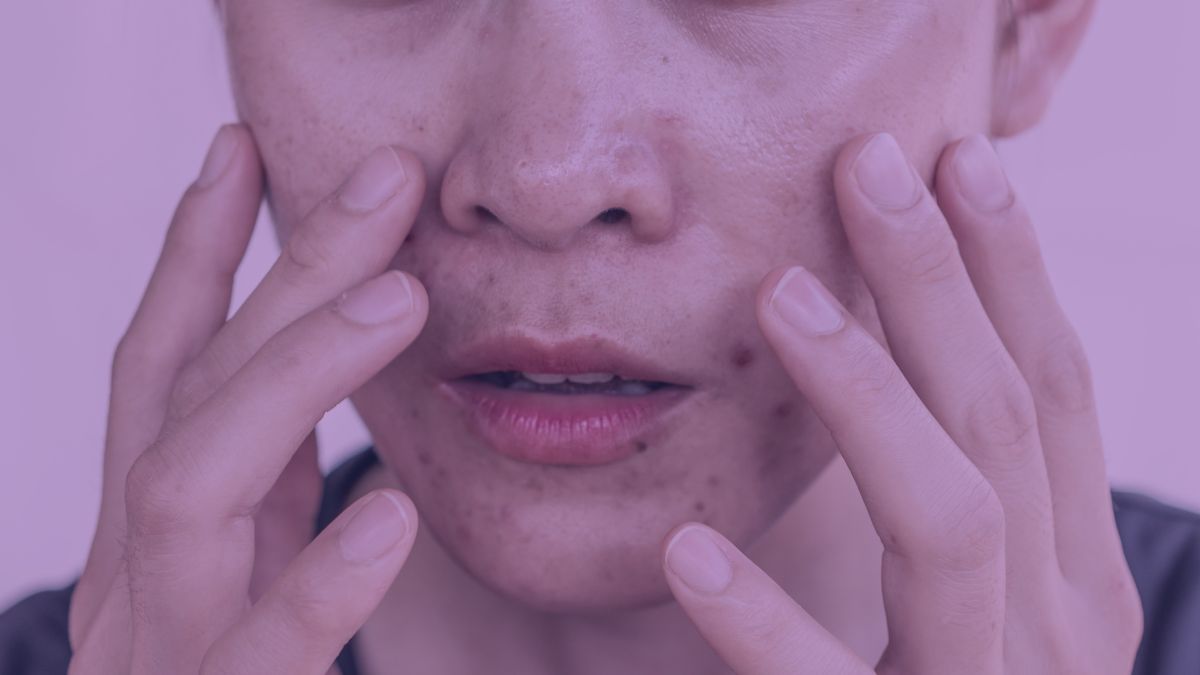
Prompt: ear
<box><xmin>992</xmin><ymin>0</ymin><xmax>1097</xmax><ymax>137</ymax></box>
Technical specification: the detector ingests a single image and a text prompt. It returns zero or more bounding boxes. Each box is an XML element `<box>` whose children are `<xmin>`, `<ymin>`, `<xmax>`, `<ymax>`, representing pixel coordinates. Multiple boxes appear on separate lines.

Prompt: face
<box><xmin>221</xmin><ymin>0</ymin><xmax>1003</xmax><ymax>611</ymax></box>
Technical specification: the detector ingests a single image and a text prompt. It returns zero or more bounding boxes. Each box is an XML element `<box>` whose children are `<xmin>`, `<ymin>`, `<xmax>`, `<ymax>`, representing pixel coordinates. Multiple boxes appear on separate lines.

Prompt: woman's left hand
<box><xmin>660</xmin><ymin>133</ymin><xmax>1144</xmax><ymax>674</ymax></box>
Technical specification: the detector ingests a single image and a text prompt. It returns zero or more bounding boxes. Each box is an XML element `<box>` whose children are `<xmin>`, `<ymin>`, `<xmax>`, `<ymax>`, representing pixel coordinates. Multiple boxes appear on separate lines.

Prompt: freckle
<box><xmin>773</xmin><ymin>402</ymin><xmax>793</xmax><ymax>419</ymax></box>
<box><xmin>417</xmin><ymin>124</ymin><xmax>426</xmax><ymax>133</ymax></box>
<box><xmin>693</xmin><ymin>500</ymin><xmax>705</xmax><ymax>512</ymax></box>
<box><xmin>660</xmin><ymin>54</ymin><xmax>670</xmax><ymax>64</ymax></box>
<box><xmin>417</xmin><ymin>451</ymin><xmax>431</xmax><ymax>466</ymax></box>
<box><xmin>731</xmin><ymin>346</ymin><xmax>755</xmax><ymax>369</ymax></box>
<box><xmin>634</xmin><ymin>441</ymin><xmax>648</xmax><ymax>453</ymax></box>
<box><xmin>485</xmin><ymin>272</ymin><xmax>497</xmax><ymax>287</ymax></box>
<box><xmin>706</xmin><ymin>475</ymin><xmax>720</xmax><ymax>488</ymax></box>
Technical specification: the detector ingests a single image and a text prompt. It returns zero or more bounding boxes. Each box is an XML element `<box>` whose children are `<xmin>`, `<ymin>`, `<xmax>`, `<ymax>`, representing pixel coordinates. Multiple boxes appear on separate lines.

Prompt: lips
<box><xmin>436</xmin><ymin>335</ymin><xmax>695</xmax><ymax>466</ymax></box>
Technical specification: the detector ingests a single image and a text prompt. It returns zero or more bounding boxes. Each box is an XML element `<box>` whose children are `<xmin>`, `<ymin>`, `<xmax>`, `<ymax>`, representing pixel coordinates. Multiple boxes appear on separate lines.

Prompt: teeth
<box><xmin>520</xmin><ymin>372</ymin><xmax>617</xmax><ymax>385</ymax></box>
<box><xmin>566</xmin><ymin>372</ymin><xmax>616</xmax><ymax>384</ymax></box>
<box><xmin>522</xmin><ymin>373</ymin><xmax>568</xmax><ymax>385</ymax></box>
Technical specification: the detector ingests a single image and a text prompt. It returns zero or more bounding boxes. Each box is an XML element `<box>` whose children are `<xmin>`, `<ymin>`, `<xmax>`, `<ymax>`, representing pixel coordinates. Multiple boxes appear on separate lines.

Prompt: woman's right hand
<box><xmin>65</xmin><ymin>125</ymin><xmax>429</xmax><ymax>674</ymax></box>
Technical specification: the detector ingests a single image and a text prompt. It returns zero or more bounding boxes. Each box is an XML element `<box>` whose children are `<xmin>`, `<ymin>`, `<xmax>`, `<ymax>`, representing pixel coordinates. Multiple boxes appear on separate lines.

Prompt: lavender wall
<box><xmin>1</xmin><ymin>1</ymin><xmax>1196</xmax><ymax>609</ymax></box>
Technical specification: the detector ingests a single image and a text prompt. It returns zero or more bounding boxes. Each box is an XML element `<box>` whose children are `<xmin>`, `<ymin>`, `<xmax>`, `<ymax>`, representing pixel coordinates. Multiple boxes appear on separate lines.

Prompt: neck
<box><xmin>349</xmin><ymin>455</ymin><xmax>887</xmax><ymax>675</ymax></box>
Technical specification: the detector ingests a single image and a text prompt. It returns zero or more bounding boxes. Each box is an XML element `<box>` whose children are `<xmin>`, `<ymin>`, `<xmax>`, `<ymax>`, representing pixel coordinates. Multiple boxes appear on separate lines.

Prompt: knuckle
<box><xmin>926</xmin><ymin>476</ymin><xmax>1006</xmax><ymax>573</ymax></box>
<box><xmin>167</xmin><ymin>361</ymin><xmax>217</xmax><ymax>420</ymax></box>
<box><xmin>962</xmin><ymin>360</ymin><xmax>1040</xmax><ymax>458</ymax></box>
<box><xmin>259</xmin><ymin>335</ymin><xmax>320</xmax><ymax>388</ymax></box>
<box><xmin>895</xmin><ymin>221</ymin><xmax>963</xmax><ymax>287</ymax></box>
<box><xmin>272</xmin><ymin>573</ymin><xmax>344</xmax><ymax>638</ymax></box>
<box><xmin>123</xmin><ymin>448</ymin><xmax>197</xmax><ymax>539</ymax></box>
<box><xmin>1035</xmin><ymin>329</ymin><xmax>1097</xmax><ymax>415</ymax></box>
<box><xmin>840</xmin><ymin>336</ymin><xmax>909</xmax><ymax>407</ymax></box>
<box><xmin>280</xmin><ymin>222</ymin><xmax>341</xmax><ymax>286</ymax></box>
<box><xmin>111</xmin><ymin>331</ymin><xmax>172</xmax><ymax>390</ymax></box>
<box><xmin>1094</xmin><ymin>562</ymin><xmax>1145</xmax><ymax>645</ymax></box>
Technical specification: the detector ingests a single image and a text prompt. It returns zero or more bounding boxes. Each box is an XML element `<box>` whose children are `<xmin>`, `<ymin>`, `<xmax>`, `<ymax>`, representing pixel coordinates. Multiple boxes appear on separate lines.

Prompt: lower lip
<box><xmin>438</xmin><ymin>380</ymin><xmax>693</xmax><ymax>466</ymax></box>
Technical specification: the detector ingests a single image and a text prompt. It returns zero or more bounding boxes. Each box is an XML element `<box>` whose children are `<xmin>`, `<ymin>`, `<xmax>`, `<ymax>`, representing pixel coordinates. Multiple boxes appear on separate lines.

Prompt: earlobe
<box><xmin>991</xmin><ymin>0</ymin><xmax>1097</xmax><ymax>137</ymax></box>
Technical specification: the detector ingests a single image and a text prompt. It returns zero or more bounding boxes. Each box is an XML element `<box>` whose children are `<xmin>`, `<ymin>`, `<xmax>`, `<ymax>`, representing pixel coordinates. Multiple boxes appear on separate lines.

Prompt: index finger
<box><xmin>71</xmin><ymin>124</ymin><xmax>261</xmax><ymax>646</ymax></box>
<box><xmin>755</xmin><ymin>265</ymin><xmax>1006</xmax><ymax>674</ymax></box>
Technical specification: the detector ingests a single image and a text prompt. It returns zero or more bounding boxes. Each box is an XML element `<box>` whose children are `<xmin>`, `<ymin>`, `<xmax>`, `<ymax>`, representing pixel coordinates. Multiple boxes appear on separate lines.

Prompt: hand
<box><xmin>660</xmin><ymin>133</ymin><xmax>1144</xmax><ymax>674</ymax></box>
<box><xmin>67</xmin><ymin>125</ymin><xmax>429</xmax><ymax>674</ymax></box>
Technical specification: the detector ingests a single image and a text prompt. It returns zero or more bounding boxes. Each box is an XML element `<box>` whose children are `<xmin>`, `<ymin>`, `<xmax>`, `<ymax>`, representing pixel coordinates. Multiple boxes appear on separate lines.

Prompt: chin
<box><xmin>437</xmin><ymin>505</ymin><xmax>686</xmax><ymax>614</ymax></box>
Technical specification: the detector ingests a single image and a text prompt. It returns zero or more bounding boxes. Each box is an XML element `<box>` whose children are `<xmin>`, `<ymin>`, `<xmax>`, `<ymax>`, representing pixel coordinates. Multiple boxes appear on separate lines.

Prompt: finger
<box><xmin>124</xmin><ymin>271</ymin><xmax>428</xmax><ymax>673</ymax></box>
<box><xmin>201</xmin><ymin>490</ymin><xmax>417</xmax><ymax>675</ymax></box>
<box><xmin>833</xmin><ymin>133</ymin><xmax>1059</xmax><ymax>583</ymax></box>
<box><xmin>934</xmin><ymin>135</ymin><xmax>1125</xmax><ymax>581</ymax></box>
<box><xmin>71</xmin><ymin>125</ymin><xmax>261</xmax><ymax>646</ymax></box>
<box><xmin>756</xmin><ymin>265</ymin><xmax>1006</xmax><ymax>675</ymax></box>
<box><xmin>166</xmin><ymin>145</ymin><xmax>425</xmax><ymax>423</ymax></box>
<box><xmin>661</xmin><ymin>523</ymin><xmax>870</xmax><ymax>675</ymax></box>
<box><xmin>68</xmin><ymin>571</ymin><xmax>133</xmax><ymax>674</ymax></box>
<box><xmin>249</xmin><ymin>431</ymin><xmax>323</xmax><ymax>604</ymax></box>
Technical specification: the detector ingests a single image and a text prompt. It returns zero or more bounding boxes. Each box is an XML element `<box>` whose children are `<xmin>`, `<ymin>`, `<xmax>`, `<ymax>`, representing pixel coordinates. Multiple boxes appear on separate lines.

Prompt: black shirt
<box><xmin>3</xmin><ymin>447</ymin><xmax>1199</xmax><ymax>674</ymax></box>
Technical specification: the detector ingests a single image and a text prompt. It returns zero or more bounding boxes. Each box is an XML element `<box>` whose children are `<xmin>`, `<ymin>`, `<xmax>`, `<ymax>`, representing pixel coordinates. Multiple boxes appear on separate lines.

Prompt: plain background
<box><xmin>1</xmin><ymin>2</ymin><xmax>1197</xmax><ymax>610</ymax></box>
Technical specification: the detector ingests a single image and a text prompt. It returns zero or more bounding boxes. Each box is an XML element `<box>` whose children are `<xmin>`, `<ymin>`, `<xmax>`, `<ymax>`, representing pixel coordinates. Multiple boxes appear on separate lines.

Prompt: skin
<box><xmin>66</xmin><ymin>0</ymin><xmax>1144</xmax><ymax>673</ymax></box>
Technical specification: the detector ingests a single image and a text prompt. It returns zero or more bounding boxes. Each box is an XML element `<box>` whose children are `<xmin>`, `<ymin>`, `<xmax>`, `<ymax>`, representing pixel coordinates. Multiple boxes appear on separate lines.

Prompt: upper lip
<box><xmin>439</xmin><ymin>334</ymin><xmax>694</xmax><ymax>386</ymax></box>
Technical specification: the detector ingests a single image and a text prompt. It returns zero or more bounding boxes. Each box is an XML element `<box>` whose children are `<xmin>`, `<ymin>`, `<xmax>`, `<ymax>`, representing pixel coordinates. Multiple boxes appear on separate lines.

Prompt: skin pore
<box><xmin>211</xmin><ymin>1</ymin><xmax>1083</xmax><ymax>672</ymax></box>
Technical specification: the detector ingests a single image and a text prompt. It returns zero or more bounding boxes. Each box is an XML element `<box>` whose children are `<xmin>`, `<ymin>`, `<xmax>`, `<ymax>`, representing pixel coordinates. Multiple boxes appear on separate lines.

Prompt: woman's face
<box><xmin>222</xmin><ymin>0</ymin><xmax>1003</xmax><ymax>611</ymax></box>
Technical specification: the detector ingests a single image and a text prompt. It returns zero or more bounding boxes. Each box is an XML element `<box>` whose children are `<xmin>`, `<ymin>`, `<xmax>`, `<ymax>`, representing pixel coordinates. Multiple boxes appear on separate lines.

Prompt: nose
<box><xmin>438</xmin><ymin>9</ymin><xmax>679</xmax><ymax>250</ymax></box>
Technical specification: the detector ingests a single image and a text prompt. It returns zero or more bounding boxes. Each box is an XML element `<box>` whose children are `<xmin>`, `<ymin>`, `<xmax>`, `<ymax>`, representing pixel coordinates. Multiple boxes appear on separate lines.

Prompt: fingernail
<box><xmin>769</xmin><ymin>267</ymin><xmax>845</xmax><ymax>336</ymax></box>
<box><xmin>339</xmin><ymin>492</ymin><xmax>410</xmax><ymax>563</ymax></box>
<box><xmin>339</xmin><ymin>147</ymin><xmax>407</xmax><ymax>213</ymax></box>
<box><xmin>666</xmin><ymin>526</ymin><xmax>733</xmax><ymax>595</ymax></box>
<box><xmin>854</xmin><ymin>133</ymin><xmax>921</xmax><ymax>211</ymax></box>
<box><xmin>195</xmin><ymin>125</ymin><xmax>238</xmax><ymax>189</ymax></box>
<box><xmin>335</xmin><ymin>271</ymin><xmax>415</xmax><ymax>325</ymax></box>
<box><xmin>955</xmin><ymin>134</ymin><xmax>1013</xmax><ymax>212</ymax></box>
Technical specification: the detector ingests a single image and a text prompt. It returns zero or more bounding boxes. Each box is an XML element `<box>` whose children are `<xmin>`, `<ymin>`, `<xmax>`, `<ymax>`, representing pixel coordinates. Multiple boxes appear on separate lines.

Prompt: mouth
<box><xmin>436</xmin><ymin>336</ymin><xmax>696</xmax><ymax>466</ymax></box>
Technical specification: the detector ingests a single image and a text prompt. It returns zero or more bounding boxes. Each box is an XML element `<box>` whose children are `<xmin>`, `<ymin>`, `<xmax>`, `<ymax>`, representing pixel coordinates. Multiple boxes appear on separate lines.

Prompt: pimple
<box><xmin>731</xmin><ymin>345</ymin><xmax>755</xmax><ymax>369</ymax></box>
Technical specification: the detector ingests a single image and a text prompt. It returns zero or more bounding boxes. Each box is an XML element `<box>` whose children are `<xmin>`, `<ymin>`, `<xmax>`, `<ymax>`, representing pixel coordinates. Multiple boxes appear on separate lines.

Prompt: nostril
<box><xmin>596</xmin><ymin>208</ymin><xmax>630</xmax><ymax>225</ymax></box>
<box><xmin>475</xmin><ymin>205</ymin><xmax>499</xmax><ymax>223</ymax></box>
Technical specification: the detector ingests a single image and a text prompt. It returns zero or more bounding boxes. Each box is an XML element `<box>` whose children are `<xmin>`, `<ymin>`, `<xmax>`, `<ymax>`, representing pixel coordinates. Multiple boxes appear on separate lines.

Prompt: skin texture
<box><xmin>223</xmin><ymin>0</ymin><xmax>1000</xmax><ymax>613</ymax></box>
<box><xmin>65</xmin><ymin>1</ymin><xmax>1142</xmax><ymax>674</ymax></box>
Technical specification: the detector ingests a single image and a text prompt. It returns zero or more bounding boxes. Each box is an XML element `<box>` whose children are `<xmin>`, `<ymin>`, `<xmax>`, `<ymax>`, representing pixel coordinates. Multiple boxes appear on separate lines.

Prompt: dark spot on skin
<box><xmin>404</xmin><ymin>232</ymin><xmax>416</xmax><ymax>245</ymax></box>
<box><xmin>693</xmin><ymin>500</ymin><xmax>705</xmax><ymax>513</ymax></box>
<box><xmin>660</xmin><ymin>55</ymin><xmax>670</xmax><ymax>64</ymax></box>
<box><xmin>522</xmin><ymin>475</ymin><xmax>544</xmax><ymax>492</ymax></box>
<box><xmin>706</xmin><ymin>475</ymin><xmax>720</xmax><ymax>489</ymax></box>
<box><xmin>455</xmin><ymin>524</ymin><xmax>473</xmax><ymax>543</ymax></box>
<box><xmin>731</xmin><ymin>346</ymin><xmax>755</xmax><ymax>369</ymax></box>
<box><xmin>416</xmin><ymin>451</ymin><xmax>431</xmax><ymax>466</ymax></box>
<box><xmin>773</xmin><ymin>401</ymin><xmax>793</xmax><ymax>419</ymax></box>
<box><xmin>485</xmin><ymin>272</ymin><xmax>497</xmax><ymax>287</ymax></box>
<box><xmin>634</xmin><ymin>440</ymin><xmax>649</xmax><ymax>453</ymax></box>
